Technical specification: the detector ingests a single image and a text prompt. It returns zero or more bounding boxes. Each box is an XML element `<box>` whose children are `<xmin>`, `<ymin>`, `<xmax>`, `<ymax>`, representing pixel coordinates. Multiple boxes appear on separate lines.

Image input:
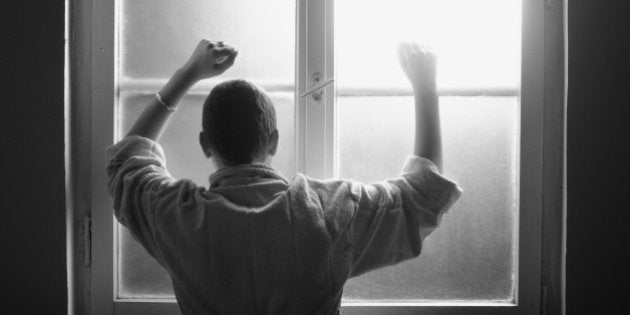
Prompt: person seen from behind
<box><xmin>106</xmin><ymin>39</ymin><xmax>462</xmax><ymax>314</ymax></box>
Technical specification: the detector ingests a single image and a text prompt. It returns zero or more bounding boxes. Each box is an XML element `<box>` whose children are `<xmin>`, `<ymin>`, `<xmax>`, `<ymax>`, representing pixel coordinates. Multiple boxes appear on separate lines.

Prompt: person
<box><xmin>106</xmin><ymin>39</ymin><xmax>462</xmax><ymax>315</ymax></box>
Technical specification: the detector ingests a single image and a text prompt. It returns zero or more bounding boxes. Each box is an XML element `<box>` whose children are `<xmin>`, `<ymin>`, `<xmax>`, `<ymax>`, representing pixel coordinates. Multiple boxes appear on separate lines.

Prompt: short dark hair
<box><xmin>202</xmin><ymin>79</ymin><xmax>277</xmax><ymax>166</ymax></box>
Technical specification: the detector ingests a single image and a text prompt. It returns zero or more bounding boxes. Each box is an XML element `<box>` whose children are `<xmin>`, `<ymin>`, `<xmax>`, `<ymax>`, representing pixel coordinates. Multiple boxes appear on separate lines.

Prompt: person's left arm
<box><xmin>126</xmin><ymin>39</ymin><xmax>238</xmax><ymax>141</ymax></box>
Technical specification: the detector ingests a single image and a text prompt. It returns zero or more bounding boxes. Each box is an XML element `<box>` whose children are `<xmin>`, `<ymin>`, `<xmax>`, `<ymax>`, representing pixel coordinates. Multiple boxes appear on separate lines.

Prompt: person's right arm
<box><xmin>106</xmin><ymin>40</ymin><xmax>237</xmax><ymax>258</ymax></box>
<box><xmin>398</xmin><ymin>42</ymin><xmax>443</xmax><ymax>171</ymax></box>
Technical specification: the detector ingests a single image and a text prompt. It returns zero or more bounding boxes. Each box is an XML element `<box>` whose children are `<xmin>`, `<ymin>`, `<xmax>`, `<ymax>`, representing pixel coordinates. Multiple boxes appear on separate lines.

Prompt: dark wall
<box><xmin>567</xmin><ymin>0</ymin><xmax>630</xmax><ymax>313</ymax></box>
<box><xmin>2</xmin><ymin>1</ymin><xmax>67</xmax><ymax>315</ymax></box>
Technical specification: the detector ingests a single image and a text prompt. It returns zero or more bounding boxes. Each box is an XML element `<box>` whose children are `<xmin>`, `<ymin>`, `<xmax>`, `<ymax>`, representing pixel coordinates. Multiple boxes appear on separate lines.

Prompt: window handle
<box><xmin>300</xmin><ymin>73</ymin><xmax>335</xmax><ymax>99</ymax></box>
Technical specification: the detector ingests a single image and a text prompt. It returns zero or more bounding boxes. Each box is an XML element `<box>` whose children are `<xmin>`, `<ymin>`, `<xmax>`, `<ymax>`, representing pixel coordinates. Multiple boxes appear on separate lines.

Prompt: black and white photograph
<box><xmin>3</xmin><ymin>0</ymin><xmax>628</xmax><ymax>314</ymax></box>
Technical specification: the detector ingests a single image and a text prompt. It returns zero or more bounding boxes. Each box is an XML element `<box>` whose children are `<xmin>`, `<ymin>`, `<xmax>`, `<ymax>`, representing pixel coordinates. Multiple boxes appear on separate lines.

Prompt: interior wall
<box><xmin>567</xmin><ymin>0</ymin><xmax>630</xmax><ymax>313</ymax></box>
<box><xmin>2</xmin><ymin>1</ymin><xmax>67</xmax><ymax>315</ymax></box>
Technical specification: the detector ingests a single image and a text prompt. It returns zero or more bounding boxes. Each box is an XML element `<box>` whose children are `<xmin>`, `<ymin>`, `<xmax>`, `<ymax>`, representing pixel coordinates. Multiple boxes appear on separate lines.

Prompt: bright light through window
<box><xmin>335</xmin><ymin>0</ymin><xmax>522</xmax><ymax>303</ymax></box>
<box><xmin>336</xmin><ymin>0</ymin><xmax>521</xmax><ymax>90</ymax></box>
<box><xmin>115</xmin><ymin>0</ymin><xmax>522</xmax><ymax>305</ymax></box>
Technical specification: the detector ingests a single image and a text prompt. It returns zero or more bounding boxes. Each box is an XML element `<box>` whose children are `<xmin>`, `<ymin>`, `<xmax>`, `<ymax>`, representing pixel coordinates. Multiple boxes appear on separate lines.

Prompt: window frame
<box><xmin>68</xmin><ymin>0</ymin><xmax>565</xmax><ymax>314</ymax></box>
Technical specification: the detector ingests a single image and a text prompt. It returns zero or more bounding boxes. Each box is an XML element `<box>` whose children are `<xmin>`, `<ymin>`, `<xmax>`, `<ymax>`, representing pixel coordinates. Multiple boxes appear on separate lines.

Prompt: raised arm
<box><xmin>126</xmin><ymin>40</ymin><xmax>238</xmax><ymax>141</ymax></box>
<box><xmin>398</xmin><ymin>42</ymin><xmax>442</xmax><ymax>171</ymax></box>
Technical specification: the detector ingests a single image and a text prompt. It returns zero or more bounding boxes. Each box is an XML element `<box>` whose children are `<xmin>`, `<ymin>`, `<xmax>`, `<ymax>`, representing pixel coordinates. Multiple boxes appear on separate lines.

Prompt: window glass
<box><xmin>116</xmin><ymin>0</ymin><xmax>295</xmax><ymax>298</ymax></box>
<box><xmin>120</xmin><ymin>0</ymin><xmax>295</xmax><ymax>81</ymax></box>
<box><xmin>338</xmin><ymin>96</ymin><xmax>518</xmax><ymax>301</ymax></box>
<box><xmin>335</xmin><ymin>0</ymin><xmax>521</xmax><ymax>302</ymax></box>
<box><xmin>114</xmin><ymin>0</ymin><xmax>521</xmax><ymax>302</ymax></box>
<box><xmin>335</xmin><ymin>0</ymin><xmax>521</xmax><ymax>89</ymax></box>
<box><xmin>117</xmin><ymin>226</ymin><xmax>172</xmax><ymax>298</ymax></box>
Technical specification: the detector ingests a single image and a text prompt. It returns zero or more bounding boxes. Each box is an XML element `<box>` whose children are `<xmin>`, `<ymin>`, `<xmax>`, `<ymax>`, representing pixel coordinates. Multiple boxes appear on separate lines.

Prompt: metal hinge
<box><xmin>82</xmin><ymin>217</ymin><xmax>92</xmax><ymax>267</ymax></box>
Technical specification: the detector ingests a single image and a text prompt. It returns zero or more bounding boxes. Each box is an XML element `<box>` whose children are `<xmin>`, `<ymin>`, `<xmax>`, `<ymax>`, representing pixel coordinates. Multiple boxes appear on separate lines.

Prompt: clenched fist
<box><xmin>183</xmin><ymin>39</ymin><xmax>238</xmax><ymax>81</ymax></box>
<box><xmin>398</xmin><ymin>42</ymin><xmax>437</xmax><ymax>92</ymax></box>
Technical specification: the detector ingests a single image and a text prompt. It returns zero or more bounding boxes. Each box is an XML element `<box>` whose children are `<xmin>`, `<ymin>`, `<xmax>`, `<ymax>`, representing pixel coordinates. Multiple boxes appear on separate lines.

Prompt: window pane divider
<box><xmin>117</xmin><ymin>77</ymin><xmax>519</xmax><ymax>97</ymax></box>
<box><xmin>117</xmin><ymin>77</ymin><xmax>295</xmax><ymax>94</ymax></box>
<box><xmin>295</xmin><ymin>0</ymin><xmax>336</xmax><ymax>178</ymax></box>
<box><xmin>336</xmin><ymin>85</ymin><xmax>518</xmax><ymax>97</ymax></box>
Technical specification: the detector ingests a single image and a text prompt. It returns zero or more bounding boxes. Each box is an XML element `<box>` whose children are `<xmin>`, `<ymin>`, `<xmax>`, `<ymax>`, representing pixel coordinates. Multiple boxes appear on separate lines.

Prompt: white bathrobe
<box><xmin>106</xmin><ymin>136</ymin><xmax>461</xmax><ymax>315</ymax></box>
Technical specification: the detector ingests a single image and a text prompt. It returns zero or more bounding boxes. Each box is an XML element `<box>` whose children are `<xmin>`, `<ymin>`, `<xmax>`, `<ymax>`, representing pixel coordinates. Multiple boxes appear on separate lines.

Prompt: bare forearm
<box><xmin>126</xmin><ymin>67</ymin><xmax>197</xmax><ymax>141</ymax></box>
<box><xmin>413</xmin><ymin>87</ymin><xmax>443</xmax><ymax>171</ymax></box>
<box><xmin>125</xmin><ymin>40</ymin><xmax>238</xmax><ymax>141</ymax></box>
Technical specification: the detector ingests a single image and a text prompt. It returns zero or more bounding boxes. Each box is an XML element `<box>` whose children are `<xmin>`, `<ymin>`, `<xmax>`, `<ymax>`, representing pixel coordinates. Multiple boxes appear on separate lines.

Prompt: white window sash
<box><xmin>117</xmin><ymin>77</ymin><xmax>520</xmax><ymax>97</ymax></box>
<box><xmin>296</xmin><ymin>0</ymin><xmax>337</xmax><ymax>178</ymax></box>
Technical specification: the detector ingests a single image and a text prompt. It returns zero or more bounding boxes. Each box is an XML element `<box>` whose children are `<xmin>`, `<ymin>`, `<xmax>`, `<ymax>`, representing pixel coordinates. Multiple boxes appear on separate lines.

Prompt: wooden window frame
<box><xmin>67</xmin><ymin>0</ymin><xmax>566</xmax><ymax>314</ymax></box>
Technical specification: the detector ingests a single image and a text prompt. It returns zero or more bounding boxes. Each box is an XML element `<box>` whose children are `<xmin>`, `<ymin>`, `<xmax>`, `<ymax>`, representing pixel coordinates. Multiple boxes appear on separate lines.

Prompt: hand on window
<box><xmin>183</xmin><ymin>39</ymin><xmax>238</xmax><ymax>81</ymax></box>
<box><xmin>397</xmin><ymin>42</ymin><xmax>437</xmax><ymax>93</ymax></box>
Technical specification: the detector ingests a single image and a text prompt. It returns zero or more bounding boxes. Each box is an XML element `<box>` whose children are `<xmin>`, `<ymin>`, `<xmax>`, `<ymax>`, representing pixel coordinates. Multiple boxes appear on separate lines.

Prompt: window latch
<box><xmin>300</xmin><ymin>72</ymin><xmax>334</xmax><ymax>101</ymax></box>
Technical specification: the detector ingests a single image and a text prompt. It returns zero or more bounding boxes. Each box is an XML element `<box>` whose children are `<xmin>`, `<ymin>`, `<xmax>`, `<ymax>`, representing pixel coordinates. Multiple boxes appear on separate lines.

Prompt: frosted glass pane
<box><xmin>116</xmin><ymin>92</ymin><xmax>295</xmax><ymax>298</ymax></box>
<box><xmin>120</xmin><ymin>0</ymin><xmax>295</xmax><ymax>81</ymax></box>
<box><xmin>338</xmin><ymin>96</ymin><xmax>518</xmax><ymax>302</ymax></box>
<box><xmin>336</xmin><ymin>0</ymin><xmax>521</xmax><ymax>89</ymax></box>
<box><xmin>117</xmin><ymin>226</ymin><xmax>172</xmax><ymax>298</ymax></box>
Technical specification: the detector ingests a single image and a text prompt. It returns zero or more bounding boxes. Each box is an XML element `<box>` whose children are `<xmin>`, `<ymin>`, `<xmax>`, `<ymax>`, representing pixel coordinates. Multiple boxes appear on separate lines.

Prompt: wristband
<box><xmin>156</xmin><ymin>92</ymin><xmax>176</xmax><ymax>112</ymax></box>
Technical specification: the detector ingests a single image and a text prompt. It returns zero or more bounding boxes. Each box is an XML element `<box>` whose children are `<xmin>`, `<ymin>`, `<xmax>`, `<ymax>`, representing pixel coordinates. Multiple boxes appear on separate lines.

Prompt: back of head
<box><xmin>202</xmin><ymin>79</ymin><xmax>277</xmax><ymax>166</ymax></box>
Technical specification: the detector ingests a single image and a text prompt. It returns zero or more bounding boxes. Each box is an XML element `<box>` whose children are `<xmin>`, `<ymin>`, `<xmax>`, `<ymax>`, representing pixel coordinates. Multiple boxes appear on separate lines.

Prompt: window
<box><xmin>82</xmin><ymin>0</ymin><xmax>554</xmax><ymax>314</ymax></box>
